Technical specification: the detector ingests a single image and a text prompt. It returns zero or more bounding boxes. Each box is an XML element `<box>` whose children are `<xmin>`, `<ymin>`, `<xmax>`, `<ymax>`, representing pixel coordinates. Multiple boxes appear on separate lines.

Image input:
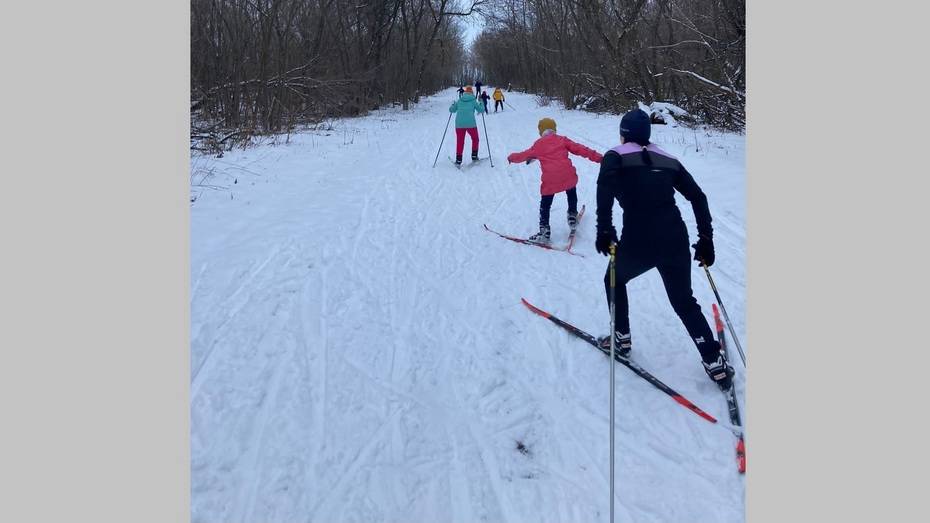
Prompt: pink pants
<box><xmin>455</xmin><ymin>127</ymin><xmax>479</xmax><ymax>156</ymax></box>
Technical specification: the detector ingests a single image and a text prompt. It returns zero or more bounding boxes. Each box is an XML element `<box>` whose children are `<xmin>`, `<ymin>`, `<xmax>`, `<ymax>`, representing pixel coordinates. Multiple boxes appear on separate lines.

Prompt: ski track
<box><xmin>191</xmin><ymin>89</ymin><xmax>746</xmax><ymax>522</ymax></box>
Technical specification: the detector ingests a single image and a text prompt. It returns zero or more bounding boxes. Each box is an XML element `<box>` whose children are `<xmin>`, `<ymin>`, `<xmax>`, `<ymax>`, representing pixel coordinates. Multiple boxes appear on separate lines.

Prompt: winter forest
<box><xmin>191</xmin><ymin>0</ymin><xmax>744</xmax><ymax>146</ymax></box>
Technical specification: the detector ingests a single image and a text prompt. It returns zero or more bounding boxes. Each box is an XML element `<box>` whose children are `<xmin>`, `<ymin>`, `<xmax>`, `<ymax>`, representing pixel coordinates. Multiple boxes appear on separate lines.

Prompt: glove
<box><xmin>692</xmin><ymin>235</ymin><xmax>715</xmax><ymax>267</ymax></box>
<box><xmin>595</xmin><ymin>227</ymin><xmax>618</xmax><ymax>256</ymax></box>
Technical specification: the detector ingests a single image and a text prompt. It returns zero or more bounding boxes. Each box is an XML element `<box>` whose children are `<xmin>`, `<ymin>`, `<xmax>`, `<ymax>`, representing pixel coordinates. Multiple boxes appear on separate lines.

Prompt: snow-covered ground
<box><xmin>191</xmin><ymin>89</ymin><xmax>746</xmax><ymax>523</ymax></box>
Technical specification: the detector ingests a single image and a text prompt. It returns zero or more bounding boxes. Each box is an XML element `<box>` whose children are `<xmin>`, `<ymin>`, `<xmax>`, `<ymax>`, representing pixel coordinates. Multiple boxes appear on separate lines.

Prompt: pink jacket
<box><xmin>507</xmin><ymin>133</ymin><xmax>604</xmax><ymax>195</ymax></box>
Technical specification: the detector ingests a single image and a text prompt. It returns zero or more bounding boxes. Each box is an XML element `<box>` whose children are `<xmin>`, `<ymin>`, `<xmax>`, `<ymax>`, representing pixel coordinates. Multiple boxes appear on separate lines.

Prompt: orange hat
<box><xmin>464</xmin><ymin>86</ymin><xmax>473</xmax><ymax>93</ymax></box>
<box><xmin>538</xmin><ymin>117</ymin><xmax>557</xmax><ymax>135</ymax></box>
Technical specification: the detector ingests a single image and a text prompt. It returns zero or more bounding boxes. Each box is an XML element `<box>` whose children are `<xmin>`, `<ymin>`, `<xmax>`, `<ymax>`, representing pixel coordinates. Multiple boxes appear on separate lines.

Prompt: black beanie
<box><xmin>620</xmin><ymin>109</ymin><xmax>651</xmax><ymax>145</ymax></box>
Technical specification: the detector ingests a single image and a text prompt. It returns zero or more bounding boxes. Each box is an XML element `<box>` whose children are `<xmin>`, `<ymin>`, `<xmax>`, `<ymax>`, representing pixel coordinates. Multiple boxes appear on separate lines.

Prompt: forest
<box><xmin>191</xmin><ymin>0</ymin><xmax>744</xmax><ymax>148</ymax></box>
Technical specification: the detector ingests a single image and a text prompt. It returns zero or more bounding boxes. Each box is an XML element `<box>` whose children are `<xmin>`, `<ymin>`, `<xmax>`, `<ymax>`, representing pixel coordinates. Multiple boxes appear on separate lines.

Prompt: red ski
<box><xmin>521</xmin><ymin>298</ymin><xmax>717</xmax><ymax>424</ymax></box>
<box><xmin>564</xmin><ymin>204</ymin><xmax>585</xmax><ymax>254</ymax></box>
<box><xmin>714</xmin><ymin>303</ymin><xmax>746</xmax><ymax>473</ymax></box>
<box><xmin>485</xmin><ymin>205</ymin><xmax>586</xmax><ymax>256</ymax></box>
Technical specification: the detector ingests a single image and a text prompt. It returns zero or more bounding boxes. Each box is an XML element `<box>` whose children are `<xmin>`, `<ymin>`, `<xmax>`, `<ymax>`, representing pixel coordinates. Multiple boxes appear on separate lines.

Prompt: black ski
<box><xmin>521</xmin><ymin>298</ymin><xmax>717</xmax><ymax>423</ymax></box>
<box><xmin>714</xmin><ymin>303</ymin><xmax>746</xmax><ymax>473</ymax></box>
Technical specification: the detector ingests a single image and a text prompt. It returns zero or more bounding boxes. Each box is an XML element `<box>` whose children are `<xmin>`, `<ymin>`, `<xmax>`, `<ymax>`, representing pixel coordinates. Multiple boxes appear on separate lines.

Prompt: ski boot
<box><xmin>702</xmin><ymin>352</ymin><xmax>735</xmax><ymax>390</ymax></box>
<box><xmin>527</xmin><ymin>225</ymin><xmax>551</xmax><ymax>245</ymax></box>
<box><xmin>597</xmin><ymin>331</ymin><xmax>631</xmax><ymax>358</ymax></box>
<box><xmin>455</xmin><ymin>154</ymin><xmax>463</xmax><ymax>167</ymax></box>
<box><xmin>567</xmin><ymin>210</ymin><xmax>579</xmax><ymax>232</ymax></box>
<box><xmin>471</xmin><ymin>150</ymin><xmax>480</xmax><ymax>162</ymax></box>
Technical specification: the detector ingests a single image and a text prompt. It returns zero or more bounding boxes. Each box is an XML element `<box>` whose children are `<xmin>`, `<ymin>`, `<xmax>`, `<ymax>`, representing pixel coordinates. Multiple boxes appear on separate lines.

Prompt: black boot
<box><xmin>597</xmin><ymin>331</ymin><xmax>631</xmax><ymax>358</ymax></box>
<box><xmin>702</xmin><ymin>352</ymin><xmax>735</xmax><ymax>390</ymax></box>
<box><xmin>455</xmin><ymin>154</ymin><xmax>463</xmax><ymax>166</ymax></box>
<box><xmin>472</xmin><ymin>150</ymin><xmax>479</xmax><ymax>162</ymax></box>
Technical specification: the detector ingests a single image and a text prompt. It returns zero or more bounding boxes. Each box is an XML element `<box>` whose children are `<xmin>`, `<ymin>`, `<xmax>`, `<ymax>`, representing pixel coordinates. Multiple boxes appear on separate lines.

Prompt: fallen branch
<box><xmin>657</xmin><ymin>68</ymin><xmax>745</xmax><ymax>99</ymax></box>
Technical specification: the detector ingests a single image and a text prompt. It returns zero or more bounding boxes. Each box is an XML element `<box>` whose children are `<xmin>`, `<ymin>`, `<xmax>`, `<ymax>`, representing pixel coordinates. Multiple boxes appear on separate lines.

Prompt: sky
<box><xmin>462</xmin><ymin>14</ymin><xmax>485</xmax><ymax>47</ymax></box>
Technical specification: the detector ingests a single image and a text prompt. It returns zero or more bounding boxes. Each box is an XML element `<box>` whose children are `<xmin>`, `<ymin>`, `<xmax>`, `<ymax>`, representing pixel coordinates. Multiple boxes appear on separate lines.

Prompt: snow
<box><xmin>191</xmin><ymin>89</ymin><xmax>746</xmax><ymax>522</ymax></box>
<box><xmin>638</xmin><ymin>101</ymin><xmax>690</xmax><ymax>127</ymax></box>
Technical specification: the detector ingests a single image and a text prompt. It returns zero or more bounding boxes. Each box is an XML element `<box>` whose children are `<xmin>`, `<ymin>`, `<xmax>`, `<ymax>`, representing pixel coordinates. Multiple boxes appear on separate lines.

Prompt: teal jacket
<box><xmin>449</xmin><ymin>93</ymin><xmax>485</xmax><ymax>128</ymax></box>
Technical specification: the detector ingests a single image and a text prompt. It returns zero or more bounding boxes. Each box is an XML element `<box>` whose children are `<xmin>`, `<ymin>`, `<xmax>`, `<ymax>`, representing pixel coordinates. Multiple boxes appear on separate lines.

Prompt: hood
<box><xmin>459</xmin><ymin>93</ymin><xmax>477</xmax><ymax>102</ymax></box>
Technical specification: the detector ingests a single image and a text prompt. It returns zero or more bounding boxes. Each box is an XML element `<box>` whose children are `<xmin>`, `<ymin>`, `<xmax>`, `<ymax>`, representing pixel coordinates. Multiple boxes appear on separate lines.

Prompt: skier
<box><xmin>480</xmin><ymin>90</ymin><xmax>490</xmax><ymax>113</ymax></box>
<box><xmin>457</xmin><ymin>86</ymin><xmax>464</xmax><ymax>96</ymax></box>
<box><xmin>448</xmin><ymin>86</ymin><xmax>485</xmax><ymax>165</ymax></box>
<box><xmin>594</xmin><ymin>108</ymin><xmax>734</xmax><ymax>389</ymax></box>
<box><xmin>506</xmin><ymin>118</ymin><xmax>603</xmax><ymax>244</ymax></box>
<box><xmin>492</xmin><ymin>87</ymin><xmax>505</xmax><ymax>112</ymax></box>
<box><xmin>474</xmin><ymin>79</ymin><xmax>483</xmax><ymax>95</ymax></box>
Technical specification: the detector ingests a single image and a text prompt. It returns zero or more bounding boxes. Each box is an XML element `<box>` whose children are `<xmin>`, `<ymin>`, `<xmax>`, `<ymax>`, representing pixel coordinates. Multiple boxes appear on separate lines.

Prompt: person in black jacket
<box><xmin>480</xmin><ymin>90</ymin><xmax>490</xmax><ymax>113</ymax></box>
<box><xmin>594</xmin><ymin>108</ymin><xmax>734</xmax><ymax>389</ymax></box>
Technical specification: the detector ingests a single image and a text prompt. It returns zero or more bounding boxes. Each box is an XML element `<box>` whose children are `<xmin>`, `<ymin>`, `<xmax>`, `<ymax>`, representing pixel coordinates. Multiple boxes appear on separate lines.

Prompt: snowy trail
<box><xmin>191</xmin><ymin>89</ymin><xmax>746</xmax><ymax>522</ymax></box>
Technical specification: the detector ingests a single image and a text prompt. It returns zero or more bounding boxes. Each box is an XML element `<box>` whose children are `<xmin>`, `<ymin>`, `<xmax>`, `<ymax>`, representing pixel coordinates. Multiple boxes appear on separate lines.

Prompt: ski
<box><xmin>565</xmin><ymin>205</ymin><xmax>585</xmax><ymax>254</ymax></box>
<box><xmin>449</xmin><ymin>156</ymin><xmax>488</xmax><ymax>169</ymax></box>
<box><xmin>714</xmin><ymin>304</ymin><xmax>746</xmax><ymax>473</ymax></box>
<box><xmin>485</xmin><ymin>225</ymin><xmax>584</xmax><ymax>256</ymax></box>
<box><xmin>484</xmin><ymin>205</ymin><xmax>586</xmax><ymax>257</ymax></box>
<box><xmin>521</xmin><ymin>298</ymin><xmax>717</xmax><ymax>423</ymax></box>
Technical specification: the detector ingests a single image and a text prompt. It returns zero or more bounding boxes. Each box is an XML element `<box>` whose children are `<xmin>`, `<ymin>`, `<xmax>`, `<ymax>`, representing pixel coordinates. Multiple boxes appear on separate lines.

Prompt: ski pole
<box><xmin>702</xmin><ymin>265</ymin><xmax>747</xmax><ymax>368</ymax></box>
<box><xmin>480</xmin><ymin>111</ymin><xmax>494</xmax><ymax>167</ymax></box>
<box><xmin>432</xmin><ymin>111</ymin><xmax>453</xmax><ymax>168</ymax></box>
<box><xmin>608</xmin><ymin>242</ymin><xmax>617</xmax><ymax>523</ymax></box>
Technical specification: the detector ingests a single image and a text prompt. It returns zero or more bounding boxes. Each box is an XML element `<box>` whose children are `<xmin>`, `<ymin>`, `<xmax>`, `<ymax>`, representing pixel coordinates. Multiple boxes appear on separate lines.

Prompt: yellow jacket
<box><xmin>493</xmin><ymin>89</ymin><xmax>504</xmax><ymax>101</ymax></box>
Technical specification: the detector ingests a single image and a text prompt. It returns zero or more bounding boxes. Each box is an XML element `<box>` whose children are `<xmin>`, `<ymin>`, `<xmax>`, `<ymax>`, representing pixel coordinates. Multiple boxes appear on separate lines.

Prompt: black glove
<box><xmin>595</xmin><ymin>227</ymin><xmax>618</xmax><ymax>256</ymax></box>
<box><xmin>692</xmin><ymin>235</ymin><xmax>715</xmax><ymax>267</ymax></box>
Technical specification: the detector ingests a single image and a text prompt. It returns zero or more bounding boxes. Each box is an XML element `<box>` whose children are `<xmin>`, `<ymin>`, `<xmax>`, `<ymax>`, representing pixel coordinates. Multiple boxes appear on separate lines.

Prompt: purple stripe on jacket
<box><xmin>610</xmin><ymin>142</ymin><xmax>677</xmax><ymax>160</ymax></box>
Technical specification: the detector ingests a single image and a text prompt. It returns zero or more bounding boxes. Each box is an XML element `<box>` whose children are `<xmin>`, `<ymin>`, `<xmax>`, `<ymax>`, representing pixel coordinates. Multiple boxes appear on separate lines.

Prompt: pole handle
<box><xmin>609</xmin><ymin>243</ymin><xmax>616</xmax><ymax>286</ymax></box>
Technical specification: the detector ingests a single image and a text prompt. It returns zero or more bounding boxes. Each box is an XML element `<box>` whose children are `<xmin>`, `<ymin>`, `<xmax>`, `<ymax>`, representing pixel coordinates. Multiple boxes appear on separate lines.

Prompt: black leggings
<box><xmin>603</xmin><ymin>248</ymin><xmax>718</xmax><ymax>362</ymax></box>
<box><xmin>539</xmin><ymin>188</ymin><xmax>578</xmax><ymax>228</ymax></box>
<box><xmin>495</xmin><ymin>100</ymin><xmax>504</xmax><ymax>111</ymax></box>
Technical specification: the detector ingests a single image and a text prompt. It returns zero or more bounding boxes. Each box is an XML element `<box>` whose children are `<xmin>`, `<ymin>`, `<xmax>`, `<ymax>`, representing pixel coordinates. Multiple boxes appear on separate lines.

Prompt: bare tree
<box><xmin>191</xmin><ymin>0</ymin><xmax>475</xmax><ymax>146</ymax></box>
<box><xmin>474</xmin><ymin>0</ymin><xmax>745</xmax><ymax>130</ymax></box>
